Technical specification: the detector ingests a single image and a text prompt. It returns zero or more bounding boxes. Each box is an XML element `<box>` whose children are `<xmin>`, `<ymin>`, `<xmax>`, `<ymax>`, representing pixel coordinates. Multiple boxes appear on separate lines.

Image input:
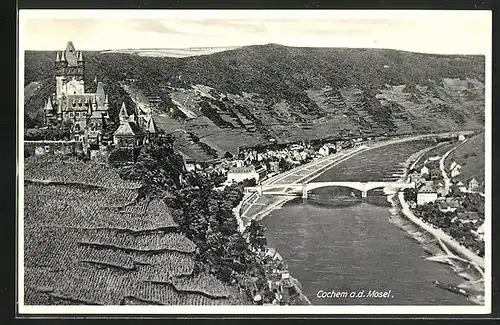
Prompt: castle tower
<box><xmin>55</xmin><ymin>41</ymin><xmax>85</xmax><ymax>100</ymax></box>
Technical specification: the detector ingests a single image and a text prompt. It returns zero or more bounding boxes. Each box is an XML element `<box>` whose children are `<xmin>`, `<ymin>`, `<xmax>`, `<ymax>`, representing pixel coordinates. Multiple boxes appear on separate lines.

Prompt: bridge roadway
<box><xmin>238</xmin><ymin>131</ymin><xmax>474</xmax><ymax>220</ymax></box>
<box><xmin>249</xmin><ymin>181</ymin><xmax>415</xmax><ymax>198</ymax></box>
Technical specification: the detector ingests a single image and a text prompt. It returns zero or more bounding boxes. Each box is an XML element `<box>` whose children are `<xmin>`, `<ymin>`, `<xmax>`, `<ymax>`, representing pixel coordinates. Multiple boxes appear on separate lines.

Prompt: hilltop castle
<box><xmin>38</xmin><ymin>41</ymin><xmax>160</xmax><ymax>161</ymax></box>
<box><xmin>42</xmin><ymin>41</ymin><xmax>110</xmax><ymax>145</ymax></box>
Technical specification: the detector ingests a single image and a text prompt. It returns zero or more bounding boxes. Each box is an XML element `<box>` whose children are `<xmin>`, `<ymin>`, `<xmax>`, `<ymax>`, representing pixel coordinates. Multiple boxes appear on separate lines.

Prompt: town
<box><xmin>23</xmin><ymin>41</ymin><xmax>486</xmax><ymax>307</ymax></box>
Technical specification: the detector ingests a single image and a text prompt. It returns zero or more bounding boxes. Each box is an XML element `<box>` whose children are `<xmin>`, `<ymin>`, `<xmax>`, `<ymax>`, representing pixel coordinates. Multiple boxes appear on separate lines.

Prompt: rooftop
<box><xmin>114</xmin><ymin>121</ymin><xmax>145</xmax><ymax>137</ymax></box>
<box><xmin>228</xmin><ymin>166</ymin><xmax>256</xmax><ymax>174</ymax></box>
<box><xmin>418</xmin><ymin>182</ymin><xmax>437</xmax><ymax>194</ymax></box>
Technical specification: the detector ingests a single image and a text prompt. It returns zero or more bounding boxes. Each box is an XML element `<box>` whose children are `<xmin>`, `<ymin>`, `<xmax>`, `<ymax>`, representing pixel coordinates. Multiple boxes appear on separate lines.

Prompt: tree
<box><xmin>224</xmin><ymin>151</ymin><xmax>234</xmax><ymax>159</ymax></box>
<box><xmin>247</xmin><ymin>219</ymin><xmax>267</xmax><ymax>251</ymax></box>
<box><xmin>403</xmin><ymin>188</ymin><xmax>417</xmax><ymax>202</ymax></box>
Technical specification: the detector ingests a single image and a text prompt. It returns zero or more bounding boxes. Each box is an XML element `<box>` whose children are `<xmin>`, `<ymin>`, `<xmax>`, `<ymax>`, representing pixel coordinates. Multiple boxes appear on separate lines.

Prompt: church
<box><xmin>42</xmin><ymin>41</ymin><xmax>110</xmax><ymax>145</ymax></box>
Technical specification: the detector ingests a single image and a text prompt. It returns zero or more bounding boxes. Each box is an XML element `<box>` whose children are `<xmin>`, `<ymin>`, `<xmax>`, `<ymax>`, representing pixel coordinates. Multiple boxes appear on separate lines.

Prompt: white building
<box><xmin>318</xmin><ymin>145</ymin><xmax>329</xmax><ymax>156</ymax></box>
<box><xmin>227</xmin><ymin>166</ymin><xmax>259</xmax><ymax>184</ymax></box>
<box><xmin>458</xmin><ymin>134</ymin><xmax>466</xmax><ymax>141</ymax></box>
<box><xmin>417</xmin><ymin>182</ymin><xmax>438</xmax><ymax>205</ymax></box>
<box><xmin>451</xmin><ymin>164</ymin><xmax>461</xmax><ymax>178</ymax></box>
<box><xmin>456</xmin><ymin>181</ymin><xmax>467</xmax><ymax>192</ymax></box>
<box><xmin>420</xmin><ymin>165</ymin><xmax>429</xmax><ymax>176</ymax></box>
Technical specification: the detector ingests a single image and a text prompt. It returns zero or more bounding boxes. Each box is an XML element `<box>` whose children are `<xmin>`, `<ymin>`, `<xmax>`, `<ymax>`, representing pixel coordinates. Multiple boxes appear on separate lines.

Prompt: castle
<box><xmin>41</xmin><ymin>41</ymin><xmax>159</xmax><ymax>157</ymax></box>
<box><xmin>42</xmin><ymin>41</ymin><xmax>110</xmax><ymax>147</ymax></box>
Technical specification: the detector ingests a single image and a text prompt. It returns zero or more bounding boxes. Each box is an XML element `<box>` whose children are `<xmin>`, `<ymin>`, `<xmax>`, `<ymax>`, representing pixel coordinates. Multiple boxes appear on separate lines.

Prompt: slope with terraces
<box><xmin>23</xmin><ymin>155</ymin><xmax>249</xmax><ymax>305</ymax></box>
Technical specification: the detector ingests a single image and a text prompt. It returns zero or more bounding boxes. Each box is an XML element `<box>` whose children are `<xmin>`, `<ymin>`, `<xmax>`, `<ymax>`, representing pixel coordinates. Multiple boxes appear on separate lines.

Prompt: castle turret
<box><xmin>104</xmin><ymin>94</ymin><xmax>109</xmax><ymax>110</ymax></box>
<box><xmin>44</xmin><ymin>97</ymin><xmax>53</xmax><ymax>113</ymax></box>
<box><xmin>119</xmin><ymin>102</ymin><xmax>129</xmax><ymax>124</ymax></box>
<box><xmin>55</xmin><ymin>51</ymin><xmax>61</xmax><ymax>62</ymax></box>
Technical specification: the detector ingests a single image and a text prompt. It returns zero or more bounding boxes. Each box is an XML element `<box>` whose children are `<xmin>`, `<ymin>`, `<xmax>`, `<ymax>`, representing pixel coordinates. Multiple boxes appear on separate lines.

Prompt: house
<box><xmin>438</xmin><ymin>198</ymin><xmax>461</xmax><ymax>212</ymax></box>
<box><xmin>318</xmin><ymin>145</ymin><xmax>329</xmax><ymax>156</ymax></box>
<box><xmin>450</xmin><ymin>163</ymin><xmax>462</xmax><ymax>178</ymax></box>
<box><xmin>417</xmin><ymin>181</ymin><xmax>438</xmax><ymax>205</ymax></box>
<box><xmin>227</xmin><ymin>166</ymin><xmax>259</xmax><ymax>184</ymax></box>
<box><xmin>420</xmin><ymin>165</ymin><xmax>429</xmax><ymax>176</ymax></box>
<box><xmin>429</xmin><ymin>168</ymin><xmax>441</xmax><ymax>180</ymax></box>
<box><xmin>255</xmin><ymin>165</ymin><xmax>268</xmax><ymax>180</ymax></box>
<box><xmin>408</xmin><ymin>169</ymin><xmax>420</xmax><ymax>183</ymax></box>
<box><xmin>269</xmin><ymin>161</ymin><xmax>280</xmax><ymax>173</ymax></box>
<box><xmin>456</xmin><ymin>211</ymin><xmax>481</xmax><ymax>224</ymax></box>
<box><xmin>184</xmin><ymin>159</ymin><xmax>196</xmax><ymax>172</ymax></box>
<box><xmin>473</xmin><ymin>223</ymin><xmax>485</xmax><ymax>240</ymax></box>
<box><xmin>458</xmin><ymin>134</ymin><xmax>466</xmax><ymax>141</ymax></box>
<box><xmin>467</xmin><ymin>178</ymin><xmax>480</xmax><ymax>192</ymax></box>
<box><xmin>433</xmin><ymin>181</ymin><xmax>448</xmax><ymax>197</ymax></box>
<box><xmin>456</xmin><ymin>181</ymin><xmax>467</xmax><ymax>192</ymax></box>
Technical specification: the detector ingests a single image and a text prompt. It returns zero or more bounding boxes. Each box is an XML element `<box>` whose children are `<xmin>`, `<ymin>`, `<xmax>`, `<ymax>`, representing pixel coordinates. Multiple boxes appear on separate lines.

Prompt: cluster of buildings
<box><xmin>408</xmin><ymin>159</ymin><xmax>483</xmax><ymax>227</ymax></box>
<box><xmin>219</xmin><ymin>140</ymin><xmax>353</xmax><ymax>186</ymax></box>
<box><xmin>250</xmin><ymin>247</ymin><xmax>300</xmax><ymax>305</ymax></box>
<box><xmin>34</xmin><ymin>41</ymin><xmax>158</xmax><ymax>160</ymax></box>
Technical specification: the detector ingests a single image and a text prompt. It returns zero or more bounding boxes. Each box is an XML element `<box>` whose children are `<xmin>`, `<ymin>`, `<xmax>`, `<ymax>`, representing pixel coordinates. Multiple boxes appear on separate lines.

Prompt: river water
<box><xmin>262</xmin><ymin>140</ymin><xmax>473</xmax><ymax>305</ymax></box>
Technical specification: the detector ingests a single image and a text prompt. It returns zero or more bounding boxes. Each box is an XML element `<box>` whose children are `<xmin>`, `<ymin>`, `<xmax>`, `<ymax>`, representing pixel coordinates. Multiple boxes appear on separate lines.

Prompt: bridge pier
<box><xmin>361</xmin><ymin>190</ymin><xmax>367</xmax><ymax>198</ymax></box>
<box><xmin>302</xmin><ymin>185</ymin><xmax>308</xmax><ymax>199</ymax></box>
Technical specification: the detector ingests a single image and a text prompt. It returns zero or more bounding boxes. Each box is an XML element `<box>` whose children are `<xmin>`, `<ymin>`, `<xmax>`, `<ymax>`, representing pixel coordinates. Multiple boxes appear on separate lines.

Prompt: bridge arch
<box><xmin>257</xmin><ymin>181</ymin><xmax>414</xmax><ymax>198</ymax></box>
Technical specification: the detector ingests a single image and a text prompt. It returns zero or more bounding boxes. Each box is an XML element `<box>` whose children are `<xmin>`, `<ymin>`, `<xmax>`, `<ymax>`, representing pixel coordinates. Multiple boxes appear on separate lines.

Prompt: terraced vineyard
<box><xmin>23</xmin><ymin>156</ymin><xmax>250</xmax><ymax>305</ymax></box>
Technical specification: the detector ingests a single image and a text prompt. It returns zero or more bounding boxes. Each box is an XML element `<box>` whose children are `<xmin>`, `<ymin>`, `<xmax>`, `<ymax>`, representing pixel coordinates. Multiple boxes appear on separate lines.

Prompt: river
<box><xmin>262</xmin><ymin>140</ymin><xmax>473</xmax><ymax>305</ymax></box>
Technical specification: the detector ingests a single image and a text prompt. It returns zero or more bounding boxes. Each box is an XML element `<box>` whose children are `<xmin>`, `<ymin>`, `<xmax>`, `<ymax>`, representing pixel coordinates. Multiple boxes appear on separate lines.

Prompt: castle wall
<box><xmin>24</xmin><ymin>140</ymin><xmax>85</xmax><ymax>157</ymax></box>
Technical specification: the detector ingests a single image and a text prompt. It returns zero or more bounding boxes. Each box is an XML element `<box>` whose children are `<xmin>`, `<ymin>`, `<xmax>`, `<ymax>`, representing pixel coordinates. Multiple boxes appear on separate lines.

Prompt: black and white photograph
<box><xmin>17</xmin><ymin>10</ymin><xmax>491</xmax><ymax>314</ymax></box>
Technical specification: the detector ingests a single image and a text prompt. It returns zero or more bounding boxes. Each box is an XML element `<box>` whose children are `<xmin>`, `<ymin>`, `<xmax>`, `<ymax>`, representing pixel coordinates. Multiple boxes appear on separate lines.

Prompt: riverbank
<box><xmin>236</xmin><ymin>134</ymin><xmax>479</xmax><ymax>305</ymax></box>
<box><xmin>386</xmin><ymin>142</ymin><xmax>485</xmax><ymax>305</ymax></box>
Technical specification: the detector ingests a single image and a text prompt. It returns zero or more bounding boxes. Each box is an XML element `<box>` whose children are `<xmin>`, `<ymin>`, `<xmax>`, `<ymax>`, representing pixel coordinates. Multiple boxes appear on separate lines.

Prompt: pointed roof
<box><xmin>44</xmin><ymin>97</ymin><xmax>53</xmax><ymax>111</ymax></box>
<box><xmin>418</xmin><ymin>181</ymin><xmax>437</xmax><ymax>194</ymax></box>
<box><xmin>114</xmin><ymin>121</ymin><xmax>145</xmax><ymax>137</ymax></box>
<box><xmin>77</xmin><ymin>50</ymin><xmax>84</xmax><ymax>61</ymax></box>
<box><xmin>55</xmin><ymin>51</ymin><xmax>61</xmax><ymax>62</ymax></box>
<box><xmin>60</xmin><ymin>49</ymin><xmax>66</xmax><ymax>61</ymax></box>
<box><xmin>119</xmin><ymin>102</ymin><xmax>129</xmax><ymax>120</ymax></box>
<box><xmin>146</xmin><ymin>117</ymin><xmax>158</xmax><ymax>134</ymax></box>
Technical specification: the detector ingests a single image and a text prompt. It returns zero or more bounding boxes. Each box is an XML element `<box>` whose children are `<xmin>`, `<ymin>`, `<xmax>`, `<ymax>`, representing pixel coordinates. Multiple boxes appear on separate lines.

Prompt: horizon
<box><xmin>24</xmin><ymin>43</ymin><xmax>488</xmax><ymax>58</ymax></box>
<box><xmin>19</xmin><ymin>10</ymin><xmax>491</xmax><ymax>56</ymax></box>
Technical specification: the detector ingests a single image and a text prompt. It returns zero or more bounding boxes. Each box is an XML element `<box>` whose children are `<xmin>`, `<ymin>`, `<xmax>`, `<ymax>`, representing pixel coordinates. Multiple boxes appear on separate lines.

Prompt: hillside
<box><xmin>24</xmin><ymin>44</ymin><xmax>485</xmax><ymax>159</ymax></box>
<box><xmin>445</xmin><ymin>132</ymin><xmax>485</xmax><ymax>186</ymax></box>
<box><xmin>23</xmin><ymin>154</ymin><xmax>250</xmax><ymax>305</ymax></box>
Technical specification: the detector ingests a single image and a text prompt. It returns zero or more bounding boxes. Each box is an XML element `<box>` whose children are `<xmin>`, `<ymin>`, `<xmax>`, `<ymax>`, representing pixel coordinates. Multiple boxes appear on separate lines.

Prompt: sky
<box><xmin>19</xmin><ymin>10</ymin><xmax>491</xmax><ymax>55</ymax></box>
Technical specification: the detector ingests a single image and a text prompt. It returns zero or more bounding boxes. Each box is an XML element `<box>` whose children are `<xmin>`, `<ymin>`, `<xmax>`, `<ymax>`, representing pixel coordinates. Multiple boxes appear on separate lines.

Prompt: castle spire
<box><xmin>45</xmin><ymin>97</ymin><xmax>53</xmax><ymax>111</ymax></box>
<box><xmin>119</xmin><ymin>102</ymin><xmax>129</xmax><ymax>123</ymax></box>
<box><xmin>60</xmin><ymin>49</ymin><xmax>66</xmax><ymax>61</ymax></box>
<box><xmin>55</xmin><ymin>51</ymin><xmax>61</xmax><ymax>62</ymax></box>
<box><xmin>77</xmin><ymin>51</ymin><xmax>84</xmax><ymax>62</ymax></box>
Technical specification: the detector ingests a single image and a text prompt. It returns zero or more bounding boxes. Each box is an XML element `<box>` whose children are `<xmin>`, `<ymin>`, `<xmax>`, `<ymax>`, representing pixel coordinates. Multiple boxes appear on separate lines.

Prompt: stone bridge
<box><xmin>246</xmin><ymin>181</ymin><xmax>415</xmax><ymax>198</ymax></box>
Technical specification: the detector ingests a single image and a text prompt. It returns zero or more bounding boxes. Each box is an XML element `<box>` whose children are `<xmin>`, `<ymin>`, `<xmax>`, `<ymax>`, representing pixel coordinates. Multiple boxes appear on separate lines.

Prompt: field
<box><xmin>23</xmin><ymin>156</ymin><xmax>250</xmax><ymax>305</ymax></box>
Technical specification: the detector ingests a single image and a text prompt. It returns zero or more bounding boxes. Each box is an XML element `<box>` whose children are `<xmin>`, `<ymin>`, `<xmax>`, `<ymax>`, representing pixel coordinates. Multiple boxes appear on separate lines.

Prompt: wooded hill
<box><xmin>24</xmin><ymin>44</ymin><xmax>485</xmax><ymax>158</ymax></box>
